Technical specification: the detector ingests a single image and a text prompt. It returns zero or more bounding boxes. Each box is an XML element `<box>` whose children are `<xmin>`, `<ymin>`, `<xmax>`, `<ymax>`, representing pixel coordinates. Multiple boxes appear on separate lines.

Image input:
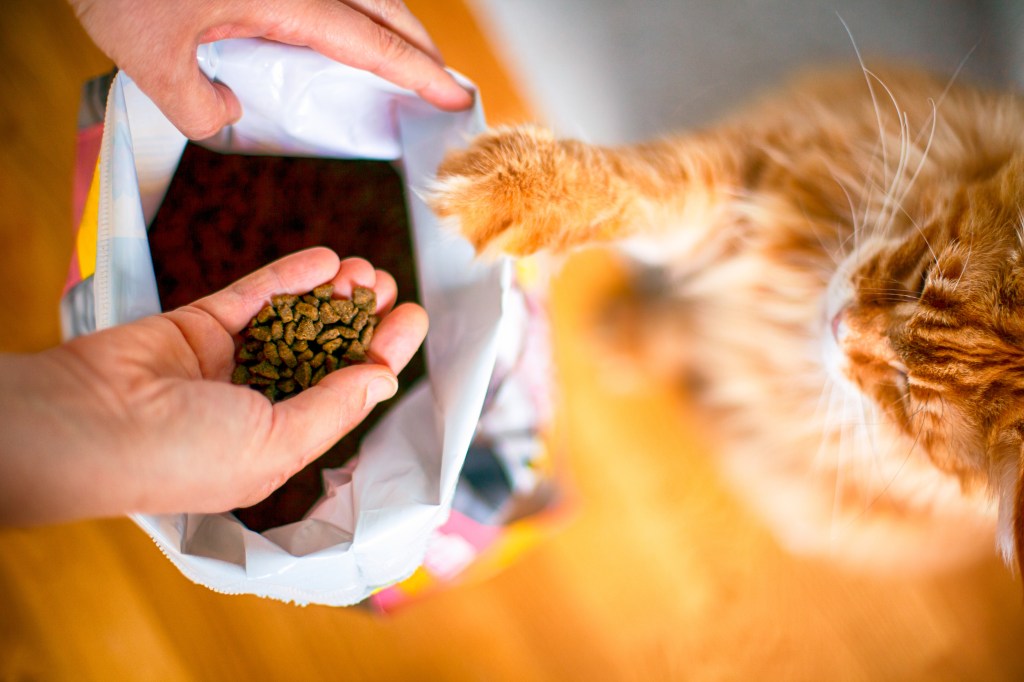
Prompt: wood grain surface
<box><xmin>2</xmin><ymin>1</ymin><xmax>1024</xmax><ymax>680</ymax></box>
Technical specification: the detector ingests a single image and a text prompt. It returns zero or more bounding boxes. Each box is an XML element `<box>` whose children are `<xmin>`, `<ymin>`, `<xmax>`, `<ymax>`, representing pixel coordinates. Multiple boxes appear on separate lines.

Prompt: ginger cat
<box><xmin>431</xmin><ymin>66</ymin><xmax>1024</xmax><ymax>574</ymax></box>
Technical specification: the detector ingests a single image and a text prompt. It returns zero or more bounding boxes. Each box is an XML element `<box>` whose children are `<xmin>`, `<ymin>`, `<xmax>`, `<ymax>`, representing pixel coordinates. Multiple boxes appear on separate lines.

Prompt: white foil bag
<box><xmin>89</xmin><ymin>39</ymin><xmax>513</xmax><ymax>605</ymax></box>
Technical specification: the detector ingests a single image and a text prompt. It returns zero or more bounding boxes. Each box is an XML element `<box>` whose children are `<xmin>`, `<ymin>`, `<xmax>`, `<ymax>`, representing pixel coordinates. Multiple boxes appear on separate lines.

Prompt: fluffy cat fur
<box><xmin>430</xmin><ymin>65</ymin><xmax>1024</xmax><ymax>575</ymax></box>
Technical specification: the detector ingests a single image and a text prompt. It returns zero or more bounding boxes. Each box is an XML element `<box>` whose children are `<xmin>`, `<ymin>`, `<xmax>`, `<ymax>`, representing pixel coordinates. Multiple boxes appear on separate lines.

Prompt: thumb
<box><xmin>262</xmin><ymin>363</ymin><xmax>400</xmax><ymax>474</ymax></box>
<box><xmin>139</xmin><ymin>63</ymin><xmax>243</xmax><ymax>140</ymax></box>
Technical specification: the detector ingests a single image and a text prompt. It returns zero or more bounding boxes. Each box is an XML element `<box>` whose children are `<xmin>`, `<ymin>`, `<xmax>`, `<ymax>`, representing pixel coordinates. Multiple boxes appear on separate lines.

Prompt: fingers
<box><xmin>366</xmin><ymin>302</ymin><xmax>428</xmax><ymax>372</ymax></box>
<box><xmin>127</xmin><ymin>39</ymin><xmax>244</xmax><ymax>140</ymax></box>
<box><xmin>191</xmin><ymin>248</ymin><xmax>342</xmax><ymax>334</ymax></box>
<box><xmin>284</xmin><ymin>0</ymin><xmax>474</xmax><ymax>111</ymax></box>
<box><xmin>337</xmin><ymin>0</ymin><xmax>444</xmax><ymax>64</ymax></box>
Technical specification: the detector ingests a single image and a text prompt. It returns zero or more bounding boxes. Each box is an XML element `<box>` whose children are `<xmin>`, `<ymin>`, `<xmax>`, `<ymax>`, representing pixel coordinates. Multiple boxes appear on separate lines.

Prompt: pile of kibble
<box><xmin>231</xmin><ymin>283</ymin><xmax>377</xmax><ymax>402</ymax></box>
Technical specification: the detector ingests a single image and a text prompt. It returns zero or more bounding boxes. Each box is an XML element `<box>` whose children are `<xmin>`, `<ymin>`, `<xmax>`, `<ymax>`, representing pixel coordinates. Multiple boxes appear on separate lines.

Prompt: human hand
<box><xmin>0</xmin><ymin>248</ymin><xmax>427</xmax><ymax>524</ymax></box>
<box><xmin>68</xmin><ymin>0</ymin><xmax>474</xmax><ymax>139</ymax></box>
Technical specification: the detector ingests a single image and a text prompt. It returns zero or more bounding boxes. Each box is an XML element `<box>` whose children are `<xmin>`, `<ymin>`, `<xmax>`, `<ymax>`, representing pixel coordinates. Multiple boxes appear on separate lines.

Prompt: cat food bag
<box><xmin>61</xmin><ymin>39</ymin><xmax>562</xmax><ymax>607</ymax></box>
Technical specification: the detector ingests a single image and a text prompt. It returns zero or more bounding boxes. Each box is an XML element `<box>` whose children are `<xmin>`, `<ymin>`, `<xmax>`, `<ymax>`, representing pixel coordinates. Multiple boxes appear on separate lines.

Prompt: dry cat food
<box><xmin>232</xmin><ymin>283</ymin><xmax>378</xmax><ymax>402</ymax></box>
<box><xmin>149</xmin><ymin>147</ymin><xmax>423</xmax><ymax>529</ymax></box>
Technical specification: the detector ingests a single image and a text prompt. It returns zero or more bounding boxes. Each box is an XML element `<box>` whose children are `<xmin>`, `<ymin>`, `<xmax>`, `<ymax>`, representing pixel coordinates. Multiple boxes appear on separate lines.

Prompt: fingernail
<box><xmin>364</xmin><ymin>375</ymin><xmax>398</xmax><ymax>409</ymax></box>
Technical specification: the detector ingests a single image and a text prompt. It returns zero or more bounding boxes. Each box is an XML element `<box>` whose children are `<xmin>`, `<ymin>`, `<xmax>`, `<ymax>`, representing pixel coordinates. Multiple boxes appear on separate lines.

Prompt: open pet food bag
<box><xmin>61</xmin><ymin>39</ymin><xmax>560</xmax><ymax>608</ymax></box>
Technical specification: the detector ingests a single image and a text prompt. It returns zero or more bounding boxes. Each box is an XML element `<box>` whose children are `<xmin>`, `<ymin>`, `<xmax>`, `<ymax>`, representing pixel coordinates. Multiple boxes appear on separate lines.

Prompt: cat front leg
<box><xmin>430</xmin><ymin>124</ymin><xmax>736</xmax><ymax>259</ymax></box>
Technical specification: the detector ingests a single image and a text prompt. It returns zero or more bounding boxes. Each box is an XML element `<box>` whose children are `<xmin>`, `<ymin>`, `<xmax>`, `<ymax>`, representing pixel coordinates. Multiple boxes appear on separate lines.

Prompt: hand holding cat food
<box><xmin>0</xmin><ymin>248</ymin><xmax>427</xmax><ymax>525</ymax></box>
<box><xmin>68</xmin><ymin>0</ymin><xmax>474</xmax><ymax>139</ymax></box>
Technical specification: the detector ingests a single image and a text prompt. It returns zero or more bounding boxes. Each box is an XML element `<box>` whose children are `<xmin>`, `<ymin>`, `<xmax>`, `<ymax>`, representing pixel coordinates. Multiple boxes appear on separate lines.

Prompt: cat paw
<box><xmin>429</xmin><ymin>124</ymin><xmax>574</xmax><ymax>257</ymax></box>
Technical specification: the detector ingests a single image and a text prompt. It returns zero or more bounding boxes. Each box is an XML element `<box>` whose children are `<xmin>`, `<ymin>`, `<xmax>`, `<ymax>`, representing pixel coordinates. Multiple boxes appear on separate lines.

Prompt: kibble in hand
<box><xmin>232</xmin><ymin>284</ymin><xmax>378</xmax><ymax>403</ymax></box>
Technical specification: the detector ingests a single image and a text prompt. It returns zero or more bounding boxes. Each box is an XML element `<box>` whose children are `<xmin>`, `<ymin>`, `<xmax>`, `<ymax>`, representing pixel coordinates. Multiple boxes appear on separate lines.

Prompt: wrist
<box><xmin>0</xmin><ymin>347</ymin><xmax>141</xmax><ymax>525</ymax></box>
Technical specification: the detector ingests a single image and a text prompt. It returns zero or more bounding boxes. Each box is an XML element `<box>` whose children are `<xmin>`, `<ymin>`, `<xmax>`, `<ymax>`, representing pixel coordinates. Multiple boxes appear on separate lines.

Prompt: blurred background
<box><xmin>3</xmin><ymin>1</ymin><xmax>1024</xmax><ymax>680</ymax></box>
<box><xmin>472</xmin><ymin>0</ymin><xmax>1024</xmax><ymax>142</ymax></box>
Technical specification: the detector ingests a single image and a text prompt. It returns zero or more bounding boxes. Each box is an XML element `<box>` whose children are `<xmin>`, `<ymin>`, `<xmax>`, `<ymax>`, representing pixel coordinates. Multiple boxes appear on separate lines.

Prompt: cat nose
<box><xmin>831</xmin><ymin>306</ymin><xmax>849</xmax><ymax>343</ymax></box>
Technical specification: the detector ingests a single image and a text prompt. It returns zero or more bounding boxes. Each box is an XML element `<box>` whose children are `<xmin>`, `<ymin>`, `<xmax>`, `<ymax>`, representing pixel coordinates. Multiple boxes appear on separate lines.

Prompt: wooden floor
<box><xmin>3</xmin><ymin>1</ymin><xmax>1024</xmax><ymax>680</ymax></box>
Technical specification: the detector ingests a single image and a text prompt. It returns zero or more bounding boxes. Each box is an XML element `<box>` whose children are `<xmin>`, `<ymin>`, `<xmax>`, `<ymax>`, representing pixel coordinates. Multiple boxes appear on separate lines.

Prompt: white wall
<box><xmin>469</xmin><ymin>0</ymin><xmax>1022</xmax><ymax>144</ymax></box>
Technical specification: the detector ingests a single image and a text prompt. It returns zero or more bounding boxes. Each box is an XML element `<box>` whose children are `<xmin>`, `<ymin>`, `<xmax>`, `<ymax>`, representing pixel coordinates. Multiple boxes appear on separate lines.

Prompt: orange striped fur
<box><xmin>432</xmin><ymin>66</ymin><xmax>1024</xmax><ymax>575</ymax></box>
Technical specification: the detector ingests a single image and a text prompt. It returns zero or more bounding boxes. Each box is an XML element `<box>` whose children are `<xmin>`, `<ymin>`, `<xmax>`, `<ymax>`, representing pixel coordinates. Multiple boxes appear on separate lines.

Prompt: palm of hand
<box><xmin>55</xmin><ymin>249</ymin><xmax>426</xmax><ymax>516</ymax></box>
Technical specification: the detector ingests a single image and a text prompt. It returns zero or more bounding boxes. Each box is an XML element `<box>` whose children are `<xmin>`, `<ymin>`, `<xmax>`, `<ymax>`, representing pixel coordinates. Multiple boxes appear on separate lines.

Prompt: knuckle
<box><xmin>372</xmin><ymin>25</ymin><xmax>412</xmax><ymax>66</ymax></box>
<box><xmin>181</xmin><ymin>112</ymin><xmax>226</xmax><ymax>141</ymax></box>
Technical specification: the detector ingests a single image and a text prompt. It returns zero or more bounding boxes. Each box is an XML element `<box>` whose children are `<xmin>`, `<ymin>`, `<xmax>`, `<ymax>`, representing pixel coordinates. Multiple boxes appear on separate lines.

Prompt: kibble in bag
<box><xmin>61</xmin><ymin>40</ymin><xmax>558</xmax><ymax>607</ymax></box>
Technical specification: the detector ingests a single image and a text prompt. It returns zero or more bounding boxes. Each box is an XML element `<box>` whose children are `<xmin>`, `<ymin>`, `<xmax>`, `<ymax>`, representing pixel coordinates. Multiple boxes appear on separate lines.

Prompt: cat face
<box><xmin>827</xmin><ymin>180</ymin><xmax>1024</xmax><ymax>563</ymax></box>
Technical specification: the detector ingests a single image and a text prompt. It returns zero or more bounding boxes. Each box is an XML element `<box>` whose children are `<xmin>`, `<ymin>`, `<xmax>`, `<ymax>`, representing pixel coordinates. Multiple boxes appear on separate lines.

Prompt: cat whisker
<box><xmin>895</xmin><ymin>98</ymin><xmax>938</xmax><ymax>217</ymax></box>
<box><xmin>839</xmin><ymin>15</ymin><xmax>889</xmax><ymax>191</ymax></box>
<box><xmin>858</xmin><ymin>69</ymin><xmax>909</xmax><ymax>239</ymax></box>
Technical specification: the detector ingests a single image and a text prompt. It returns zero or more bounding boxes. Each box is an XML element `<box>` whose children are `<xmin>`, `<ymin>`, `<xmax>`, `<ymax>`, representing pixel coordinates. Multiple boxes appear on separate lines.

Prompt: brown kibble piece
<box><xmin>270</xmin><ymin>320</ymin><xmax>283</xmax><ymax>340</ymax></box>
<box><xmin>352</xmin><ymin>286</ymin><xmax>375</xmax><ymax>309</ymax></box>
<box><xmin>359</xmin><ymin>324</ymin><xmax>374</xmax><ymax>347</ymax></box>
<box><xmin>311</xmin><ymin>351</ymin><xmax>326</xmax><ymax>369</ymax></box>
<box><xmin>322</xmin><ymin>338</ymin><xmax>344</xmax><ymax>354</ymax></box>
<box><xmin>252</xmin><ymin>360</ymin><xmax>279</xmax><ymax>380</ymax></box>
<box><xmin>264</xmin><ymin>342</ymin><xmax>280</xmax><ymax>366</ymax></box>
<box><xmin>249</xmin><ymin>325</ymin><xmax>272</xmax><ymax>342</ymax></box>
<box><xmin>231</xmin><ymin>365</ymin><xmax>250</xmax><ymax>385</ymax></box>
<box><xmin>332</xmin><ymin>299</ymin><xmax>357</xmax><ymax>323</ymax></box>
<box><xmin>313</xmin><ymin>284</ymin><xmax>334</xmax><ymax>300</ymax></box>
<box><xmin>319</xmin><ymin>302</ymin><xmax>340</xmax><ymax>324</ymax></box>
<box><xmin>311</xmin><ymin>365</ymin><xmax>327</xmax><ymax>386</ymax></box>
<box><xmin>279</xmin><ymin>305</ymin><xmax>294</xmax><ymax>323</ymax></box>
<box><xmin>295</xmin><ymin>301</ymin><xmax>319</xmax><ymax>321</ymax></box>
<box><xmin>352</xmin><ymin>310</ymin><xmax>369</xmax><ymax>332</ymax></box>
<box><xmin>256</xmin><ymin>305</ymin><xmax>276</xmax><ymax>324</ymax></box>
<box><xmin>295</xmin><ymin>362</ymin><xmax>312</xmax><ymax>389</ymax></box>
<box><xmin>296</xmin><ymin>318</ymin><xmax>317</xmax><ymax>341</ymax></box>
<box><xmin>344</xmin><ymin>341</ymin><xmax>366</xmax><ymax>362</ymax></box>
<box><xmin>316</xmin><ymin>328</ymin><xmax>341</xmax><ymax>344</ymax></box>
<box><xmin>278</xmin><ymin>341</ymin><xmax>296</xmax><ymax>368</ymax></box>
